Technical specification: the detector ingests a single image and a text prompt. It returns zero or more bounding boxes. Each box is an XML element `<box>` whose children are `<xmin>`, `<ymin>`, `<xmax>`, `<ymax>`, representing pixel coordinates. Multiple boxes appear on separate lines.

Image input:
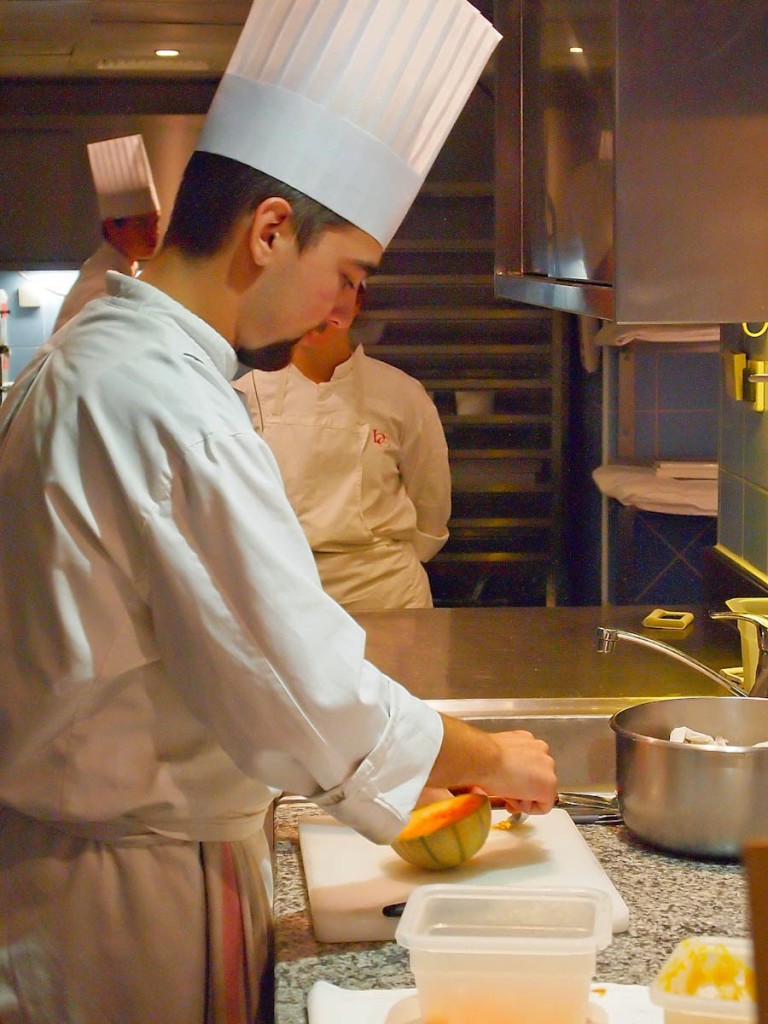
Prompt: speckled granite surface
<box><xmin>273</xmin><ymin>803</ymin><xmax>748</xmax><ymax>1024</ymax></box>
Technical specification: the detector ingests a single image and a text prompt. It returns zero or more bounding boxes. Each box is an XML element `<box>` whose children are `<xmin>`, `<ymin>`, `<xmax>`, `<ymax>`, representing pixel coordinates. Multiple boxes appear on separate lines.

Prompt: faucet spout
<box><xmin>596</xmin><ymin>627</ymin><xmax>618</xmax><ymax>654</ymax></box>
<box><xmin>595</xmin><ymin>625</ymin><xmax>751</xmax><ymax>698</ymax></box>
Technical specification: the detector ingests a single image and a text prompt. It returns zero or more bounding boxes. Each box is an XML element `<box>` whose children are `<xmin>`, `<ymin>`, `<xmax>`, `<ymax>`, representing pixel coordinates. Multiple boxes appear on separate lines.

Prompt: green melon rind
<box><xmin>392</xmin><ymin>797</ymin><xmax>492</xmax><ymax>870</ymax></box>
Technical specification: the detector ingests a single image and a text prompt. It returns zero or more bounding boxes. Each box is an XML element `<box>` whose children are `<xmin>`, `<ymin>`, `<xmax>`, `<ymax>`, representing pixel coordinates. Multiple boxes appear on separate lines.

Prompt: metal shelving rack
<box><xmin>364</xmin><ymin>182</ymin><xmax>567</xmax><ymax>606</ymax></box>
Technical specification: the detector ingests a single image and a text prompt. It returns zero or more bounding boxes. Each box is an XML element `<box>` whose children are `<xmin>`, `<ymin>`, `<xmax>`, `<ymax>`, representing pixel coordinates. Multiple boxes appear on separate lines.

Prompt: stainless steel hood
<box><xmin>494</xmin><ymin>0</ymin><xmax>768</xmax><ymax>325</ymax></box>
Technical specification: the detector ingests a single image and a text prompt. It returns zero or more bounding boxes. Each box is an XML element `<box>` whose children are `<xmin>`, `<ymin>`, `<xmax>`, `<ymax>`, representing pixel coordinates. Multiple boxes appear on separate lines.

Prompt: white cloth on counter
<box><xmin>592</xmin><ymin>464</ymin><xmax>717</xmax><ymax>516</ymax></box>
<box><xmin>306</xmin><ymin>980</ymin><xmax>662</xmax><ymax>1024</ymax></box>
<box><xmin>578</xmin><ymin>318</ymin><xmax>721</xmax><ymax>372</ymax></box>
<box><xmin>594</xmin><ymin>323</ymin><xmax>721</xmax><ymax>347</ymax></box>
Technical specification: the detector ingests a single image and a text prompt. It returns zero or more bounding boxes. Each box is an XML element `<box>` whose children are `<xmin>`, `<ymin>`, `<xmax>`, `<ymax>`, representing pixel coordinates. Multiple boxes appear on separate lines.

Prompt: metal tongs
<box><xmin>501</xmin><ymin>792</ymin><xmax>622</xmax><ymax>827</ymax></box>
<box><xmin>556</xmin><ymin>791</ymin><xmax>623</xmax><ymax>825</ymax></box>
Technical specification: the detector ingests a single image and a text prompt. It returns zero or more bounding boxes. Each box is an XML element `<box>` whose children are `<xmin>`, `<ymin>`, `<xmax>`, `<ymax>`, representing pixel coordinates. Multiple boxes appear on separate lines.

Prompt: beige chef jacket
<box><xmin>234</xmin><ymin>347</ymin><xmax>450</xmax><ymax>611</ymax></box>
<box><xmin>0</xmin><ymin>272</ymin><xmax>443</xmax><ymax>844</ymax></box>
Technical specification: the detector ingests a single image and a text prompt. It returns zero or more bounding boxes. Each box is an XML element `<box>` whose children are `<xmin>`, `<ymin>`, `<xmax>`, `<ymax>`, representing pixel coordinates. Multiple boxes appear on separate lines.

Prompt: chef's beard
<box><xmin>236</xmin><ymin>339</ymin><xmax>299</xmax><ymax>372</ymax></box>
<box><xmin>236</xmin><ymin>322</ymin><xmax>331</xmax><ymax>372</ymax></box>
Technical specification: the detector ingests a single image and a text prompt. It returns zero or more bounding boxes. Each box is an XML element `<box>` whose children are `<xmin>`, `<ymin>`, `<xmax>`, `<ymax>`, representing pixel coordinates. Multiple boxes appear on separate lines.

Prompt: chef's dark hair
<box><xmin>162</xmin><ymin>151</ymin><xmax>350</xmax><ymax>256</ymax></box>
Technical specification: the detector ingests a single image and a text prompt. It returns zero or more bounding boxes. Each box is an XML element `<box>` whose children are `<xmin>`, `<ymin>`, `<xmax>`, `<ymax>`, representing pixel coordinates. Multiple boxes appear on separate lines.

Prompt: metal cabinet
<box><xmin>493</xmin><ymin>0</ymin><xmax>768</xmax><ymax>324</ymax></box>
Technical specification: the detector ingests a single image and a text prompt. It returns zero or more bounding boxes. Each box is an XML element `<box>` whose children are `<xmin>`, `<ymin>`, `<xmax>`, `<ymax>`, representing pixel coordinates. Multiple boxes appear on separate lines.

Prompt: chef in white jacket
<box><xmin>234</xmin><ymin>286</ymin><xmax>451</xmax><ymax>611</ymax></box>
<box><xmin>52</xmin><ymin>134</ymin><xmax>160</xmax><ymax>332</ymax></box>
<box><xmin>0</xmin><ymin>4</ymin><xmax>556</xmax><ymax>1023</ymax></box>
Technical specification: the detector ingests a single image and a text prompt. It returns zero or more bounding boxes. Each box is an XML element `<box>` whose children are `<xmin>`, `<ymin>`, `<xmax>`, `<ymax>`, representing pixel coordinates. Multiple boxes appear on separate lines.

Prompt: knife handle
<box><xmin>382</xmin><ymin>901</ymin><xmax>406</xmax><ymax>918</ymax></box>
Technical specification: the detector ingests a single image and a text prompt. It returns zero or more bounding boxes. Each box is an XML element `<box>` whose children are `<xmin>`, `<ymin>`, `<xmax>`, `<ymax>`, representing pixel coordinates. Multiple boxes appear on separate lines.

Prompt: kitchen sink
<box><xmin>426</xmin><ymin>697</ymin><xmax>624</xmax><ymax>794</ymax></box>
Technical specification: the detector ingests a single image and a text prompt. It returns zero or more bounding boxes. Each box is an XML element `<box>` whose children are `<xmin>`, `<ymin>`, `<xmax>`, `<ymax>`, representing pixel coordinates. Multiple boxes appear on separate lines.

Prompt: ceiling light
<box><xmin>569</xmin><ymin>46</ymin><xmax>584</xmax><ymax>54</ymax></box>
<box><xmin>155</xmin><ymin>49</ymin><xmax>180</xmax><ymax>58</ymax></box>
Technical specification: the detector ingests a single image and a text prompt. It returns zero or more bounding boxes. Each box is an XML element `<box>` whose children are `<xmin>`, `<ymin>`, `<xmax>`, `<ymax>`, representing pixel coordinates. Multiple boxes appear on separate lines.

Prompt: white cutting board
<box><xmin>299</xmin><ymin>808</ymin><xmax>629</xmax><ymax>943</ymax></box>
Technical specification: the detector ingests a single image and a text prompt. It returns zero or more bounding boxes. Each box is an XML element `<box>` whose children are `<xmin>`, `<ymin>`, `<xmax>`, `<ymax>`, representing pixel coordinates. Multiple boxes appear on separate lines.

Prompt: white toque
<box><xmin>196</xmin><ymin>0</ymin><xmax>500</xmax><ymax>247</ymax></box>
<box><xmin>87</xmin><ymin>135</ymin><xmax>161</xmax><ymax>221</ymax></box>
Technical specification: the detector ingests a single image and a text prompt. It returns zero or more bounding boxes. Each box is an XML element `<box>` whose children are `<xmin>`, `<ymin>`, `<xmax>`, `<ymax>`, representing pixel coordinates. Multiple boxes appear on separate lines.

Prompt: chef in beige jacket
<box><xmin>52</xmin><ymin>134</ymin><xmax>160</xmax><ymax>332</ymax></box>
<box><xmin>234</xmin><ymin>286</ymin><xmax>451</xmax><ymax>612</ymax></box>
<box><xmin>0</xmin><ymin>4</ymin><xmax>556</xmax><ymax>1023</ymax></box>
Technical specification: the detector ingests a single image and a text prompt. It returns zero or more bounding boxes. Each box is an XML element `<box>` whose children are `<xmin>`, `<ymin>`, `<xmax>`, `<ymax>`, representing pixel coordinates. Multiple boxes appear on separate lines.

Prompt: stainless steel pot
<box><xmin>611</xmin><ymin>696</ymin><xmax>768</xmax><ymax>859</ymax></box>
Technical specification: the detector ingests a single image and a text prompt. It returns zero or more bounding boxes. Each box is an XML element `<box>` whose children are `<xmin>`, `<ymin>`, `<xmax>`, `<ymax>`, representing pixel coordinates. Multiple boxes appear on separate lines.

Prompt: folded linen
<box><xmin>592</xmin><ymin>464</ymin><xmax>717</xmax><ymax>516</ymax></box>
<box><xmin>306</xmin><ymin>980</ymin><xmax>662</xmax><ymax>1024</ymax></box>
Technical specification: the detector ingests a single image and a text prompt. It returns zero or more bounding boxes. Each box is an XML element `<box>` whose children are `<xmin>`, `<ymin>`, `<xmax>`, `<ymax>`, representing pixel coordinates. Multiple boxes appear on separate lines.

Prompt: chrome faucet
<box><xmin>596</xmin><ymin>610</ymin><xmax>768</xmax><ymax>699</ymax></box>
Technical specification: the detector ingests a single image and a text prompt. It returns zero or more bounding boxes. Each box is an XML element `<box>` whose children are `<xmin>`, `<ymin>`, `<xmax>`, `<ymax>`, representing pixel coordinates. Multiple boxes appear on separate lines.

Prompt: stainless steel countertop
<box><xmin>353</xmin><ymin>605</ymin><xmax>741</xmax><ymax>704</ymax></box>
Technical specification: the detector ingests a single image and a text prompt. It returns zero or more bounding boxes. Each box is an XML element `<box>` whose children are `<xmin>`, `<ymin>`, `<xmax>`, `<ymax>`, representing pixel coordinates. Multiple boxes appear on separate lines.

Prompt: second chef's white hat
<box><xmin>195</xmin><ymin>0</ymin><xmax>500</xmax><ymax>247</ymax></box>
<box><xmin>87</xmin><ymin>134</ymin><xmax>161</xmax><ymax>221</ymax></box>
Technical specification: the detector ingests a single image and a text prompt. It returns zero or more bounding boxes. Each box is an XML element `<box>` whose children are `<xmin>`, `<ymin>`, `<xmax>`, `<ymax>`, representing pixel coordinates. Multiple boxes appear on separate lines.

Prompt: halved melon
<box><xmin>391</xmin><ymin>792</ymin><xmax>492</xmax><ymax>870</ymax></box>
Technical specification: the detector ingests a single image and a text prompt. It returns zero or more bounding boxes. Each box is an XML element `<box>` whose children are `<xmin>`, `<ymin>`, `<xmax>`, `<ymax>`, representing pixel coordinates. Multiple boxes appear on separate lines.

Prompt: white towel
<box><xmin>594</xmin><ymin>323</ymin><xmax>720</xmax><ymax>347</ymax></box>
<box><xmin>306</xmin><ymin>980</ymin><xmax>662</xmax><ymax>1024</ymax></box>
<box><xmin>592</xmin><ymin>465</ymin><xmax>717</xmax><ymax>517</ymax></box>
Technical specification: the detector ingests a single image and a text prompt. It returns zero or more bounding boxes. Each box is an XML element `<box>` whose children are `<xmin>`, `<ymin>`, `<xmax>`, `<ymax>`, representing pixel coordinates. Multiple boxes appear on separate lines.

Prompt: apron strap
<box><xmin>202</xmin><ymin>840</ymin><xmax>273</xmax><ymax>1024</ymax></box>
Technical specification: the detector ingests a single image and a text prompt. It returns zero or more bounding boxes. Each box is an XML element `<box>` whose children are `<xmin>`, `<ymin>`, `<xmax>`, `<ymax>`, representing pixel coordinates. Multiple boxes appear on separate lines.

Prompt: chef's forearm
<box><xmin>427</xmin><ymin>713</ymin><xmax>558</xmax><ymax>813</ymax></box>
<box><xmin>426</xmin><ymin>714</ymin><xmax>499</xmax><ymax>788</ymax></box>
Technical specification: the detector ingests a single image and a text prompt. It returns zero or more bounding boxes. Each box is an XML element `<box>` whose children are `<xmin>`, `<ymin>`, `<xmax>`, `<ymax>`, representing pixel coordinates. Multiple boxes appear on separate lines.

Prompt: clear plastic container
<box><xmin>650</xmin><ymin>936</ymin><xmax>757</xmax><ymax>1023</ymax></box>
<box><xmin>395</xmin><ymin>884</ymin><xmax>613</xmax><ymax>1024</ymax></box>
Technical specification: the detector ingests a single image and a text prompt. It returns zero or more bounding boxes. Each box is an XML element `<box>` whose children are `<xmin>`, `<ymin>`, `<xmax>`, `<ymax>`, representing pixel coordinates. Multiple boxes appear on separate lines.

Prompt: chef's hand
<box><xmin>486</xmin><ymin>729</ymin><xmax>558</xmax><ymax>816</ymax></box>
<box><xmin>428</xmin><ymin>715</ymin><xmax>558</xmax><ymax>816</ymax></box>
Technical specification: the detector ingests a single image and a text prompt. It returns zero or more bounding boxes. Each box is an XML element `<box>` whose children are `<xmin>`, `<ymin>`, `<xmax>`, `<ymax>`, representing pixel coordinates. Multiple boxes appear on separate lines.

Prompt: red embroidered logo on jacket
<box><xmin>372</xmin><ymin>428</ymin><xmax>390</xmax><ymax>448</ymax></box>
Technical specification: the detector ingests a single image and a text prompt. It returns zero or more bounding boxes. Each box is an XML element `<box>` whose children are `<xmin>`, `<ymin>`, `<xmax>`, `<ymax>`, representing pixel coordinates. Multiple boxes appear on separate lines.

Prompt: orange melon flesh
<box><xmin>391</xmin><ymin>792</ymin><xmax>492</xmax><ymax>870</ymax></box>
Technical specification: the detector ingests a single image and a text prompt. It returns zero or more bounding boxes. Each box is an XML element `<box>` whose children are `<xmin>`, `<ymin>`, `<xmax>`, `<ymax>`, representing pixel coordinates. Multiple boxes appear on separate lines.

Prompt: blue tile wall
<box><xmin>605</xmin><ymin>342</ymin><xmax>720</xmax><ymax>604</ymax></box>
<box><xmin>719</xmin><ymin>382</ymin><xmax>746</xmax><ymax>479</ymax></box>
<box><xmin>632</xmin><ymin>346</ymin><xmax>720</xmax><ymax>462</ymax></box>
<box><xmin>719</xmin><ymin>323</ymin><xmax>768</xmax><ymax>579</ymax></box>
<box><xmin>632</xmin><ymin>410</ymin><xmax>656</xmax><ymax>462</ymax></box>
<box><xmin>610</xmin><ymin>504</ymin><xmax>717</xmax><ymax>605</ymax></box>
<box><xmin>0</xmin><ymin>270</ymin><xmax>75</xmax><ymax>383</ymax></box>
<box><xmin>658</xmin><ymin>352</ymin><xmax>720</xmax><ymax>410</ymax></box>
<box><xmin>718</xmin><ymin>470</ymin><xmax>744</xmax><ymax>558</ymax></box>
<box><xmin>658</xmin><ymin>410</ymin><xmax>718</xmax><ymax>461</ymax></box>
<box><xmin>743</xmin><ymin>481</ymin><xmax>768</xmax><ymax>572</ymax></box>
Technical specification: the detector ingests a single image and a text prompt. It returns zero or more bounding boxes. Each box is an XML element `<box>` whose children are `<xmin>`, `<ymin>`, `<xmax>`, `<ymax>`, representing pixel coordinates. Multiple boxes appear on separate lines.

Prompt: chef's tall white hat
<box><xmin>195</xmin><ymin>0</ymin><xmax>500</xmax><ymax>247</ymax></box>
<box><xmin>87</xmin><ymin>134</ymin><xmax>161</xmax><ymax>221</ymax></box>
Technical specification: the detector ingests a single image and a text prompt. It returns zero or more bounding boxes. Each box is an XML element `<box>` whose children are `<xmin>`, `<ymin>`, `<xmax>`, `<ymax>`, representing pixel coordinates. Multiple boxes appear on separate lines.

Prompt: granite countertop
<box><xmin>273</xmin><ymin>803</ymin><xmax>749</xmax><ymax>1024</ymax></box>
<box><xmin>272</xmin><ymin>606</ymin><xmax>750</xmax><ymax>1021</ymax></box>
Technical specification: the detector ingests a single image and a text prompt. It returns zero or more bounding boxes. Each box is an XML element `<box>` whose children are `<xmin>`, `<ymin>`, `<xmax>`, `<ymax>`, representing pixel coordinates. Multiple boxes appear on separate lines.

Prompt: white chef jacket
<box><xmin>52</xmin><ymin>239</ymin><xmax>136</xmax><ymax>333</ymax></box>
<box><xmin>0</xmin><ymin>271</ymin><xmax>443</xmax><ymax>847</ymax></box>
<box><xmin>233</xmin><ymin>347</ymin><xmax>451</xmax><ymax>612</ymax></box>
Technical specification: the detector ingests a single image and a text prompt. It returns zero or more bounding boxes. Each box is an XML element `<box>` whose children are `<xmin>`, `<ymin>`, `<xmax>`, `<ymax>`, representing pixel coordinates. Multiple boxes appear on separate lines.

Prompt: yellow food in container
<box><xmin>650</xmin><ymin>937</ymin><xmax>756</xmax><ymax>1023</ymax></box>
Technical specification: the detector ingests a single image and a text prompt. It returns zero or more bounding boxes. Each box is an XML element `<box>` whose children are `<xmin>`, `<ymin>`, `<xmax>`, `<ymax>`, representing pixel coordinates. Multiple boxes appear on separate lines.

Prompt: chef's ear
<box><xmin>249</xmin><ymin>197</ymin><xmax>292</xmax><ymax>266</ymax></box>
